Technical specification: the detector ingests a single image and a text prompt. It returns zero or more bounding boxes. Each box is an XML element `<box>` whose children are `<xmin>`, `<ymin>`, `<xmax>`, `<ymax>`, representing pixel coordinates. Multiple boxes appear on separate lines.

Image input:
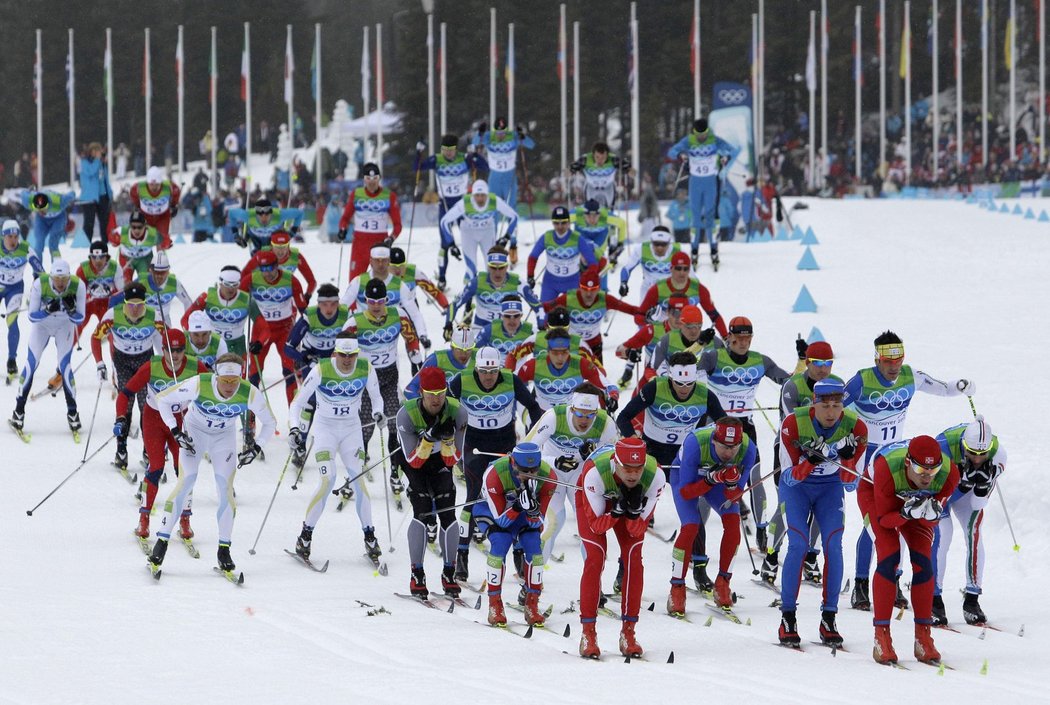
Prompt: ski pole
<box><xmin>420</xmin><ymin>496</ymin><xmax>487</xmax><ymax>518</ymax></box>
<box><xmin>380</xmin><ymin>424</ymin><xmax>396</xmax><ymax>553</ymax></box>
<box><xmin>79</xmin><ymin>384</ymin><xmax>105</xmax><ymax>463</ymax></box>
<box><xmin>791</xmin><ymin>440</ymin><xmax>874</xmax><ymax>485</ymax></box>
<box><xmin>603</xmin><ymin>309</ymin><xmax>618</xmax><ymax>336</ymax></box>
<box><xmin>406</xmin><ymin>148</ymin><xmax>424</xmax><ymax>259</ymax></box>
<box><xmin>967</xmin><ymin>395</ymin><xmax>1020</xmax><ymax>551</ymax></box>
<box><xmin>740</xmin><ymin>505</ymin><xmax>760</xmax><ymax>575</ymax></box>
<box><xmin>247</xmin><ymin>449</ymin><xmax>296</xmax><ymax>555</ymax></box>
<box><xmin>720</xmin><ymin>463</ymin><xmax>779</xmax><ymax>510</ymax></box>
<box><xmin>290</xmin><ymin>436</ymin><xmax>316</xmax><ymax>490</ymax></box>
<box><xmin>26</xmin><ymin>435</ymin><xmax>116</xmax><ymax>516</ymax></box>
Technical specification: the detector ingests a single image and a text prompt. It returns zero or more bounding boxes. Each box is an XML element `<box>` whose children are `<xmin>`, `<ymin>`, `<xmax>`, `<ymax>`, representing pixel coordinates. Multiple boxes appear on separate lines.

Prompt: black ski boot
<box><xmin>6</xmin><ymin>358</ymin><xmax>17</xmax><ymax>380</ymax></box>
<box><xmin>802</xmin><ymin>550</ymin><xmax>822</xmax><ymax>584</ymax></box>
<box><xmin>295</xmin><ymin>525</ymin><xmax>313</xmax><ymax>560</ymax></box>
<box><xmin>613</xmin><ymin>559</ymin><xmax>624</xmax><ymax>595</ymax></box>
<box><xmin>756</xmin><ymin>525</ymin><xmax>768</xmax><ymax>554</ymax></box>
<box><xmin>932</xmin><ymin>594</ymin><xmax>948</xmax><ymax>626</ymax></box>
<box><xmin>760</xmin><ymin>552</ymin><xmax>779</xmax><ymax>584</ymax></box>
<box><xmin>512</xmin><ymin>547</ymin><xmax>525</xmax><ymax>578</ymax></box>
<box><xmin>962</xmin><ymin>592</ymin><xmax>987</xmax><ymax>625</ymax></box>
<box><xmin>851</xmin><ymin>577</ymin><xmax>871</xmax><ymax>611</ymax></box>
<box><xmin>149</xmin><ymin>538</ymin><xmax>168</xmax><ymax>567</ymax></box>
<box><xmin>67</xmin><ymin>411</ymin><xmax>82</xmax><ymax>432</ymax></box>
<box><xmin>692</xmin><ymin>559</ymin><xmax>714</xmax><ymax>593</ymax></box>
<box><xmin>217</xmin><ymin>544</ymin><xmax>236</xmax><ymax>572</ymax></box>
<box><xmin>364</xmin><ymin>528</ymin><xmax>382</xmax><ymax>561</ymax></box>
<box><xmin>778</xmin><ymin>610</ymin><xmax>801</xmax><ymax>646</ymax></box>
<box><xmin>114</xmin><ymin>439</ymin><xmax>129</xmax><ymax>470</ymax></box>
<box><xmin>454</xmin><ymin>549</ymin><xmax>469</xmax><ymax>582</ymax></box>
<box><xmin>819</xmin><ymin>610</ymin><xmax>844</xmax><ymax>647</ymax></box>
<box><xmin>441</xmin><ymin>565</ymin><xmax>461</xmax><ymax>597</ymax></box>
<box><xmin>10</xmin><ymin>409</ymin><xmax>25</xmax><ymax>431</ymax></box>
<box><xmin>410</xmin><ymin>566</ymin><xmax>428</xmax><ymax>598</ymax></box>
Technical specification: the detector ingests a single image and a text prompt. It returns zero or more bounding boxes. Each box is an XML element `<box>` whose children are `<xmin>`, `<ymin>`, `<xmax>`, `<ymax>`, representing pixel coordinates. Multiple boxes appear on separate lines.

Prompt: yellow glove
<box><xmin>416</xmin><ymin>437</ymin><xmax>435</xmax><ymax>460</ymax></box>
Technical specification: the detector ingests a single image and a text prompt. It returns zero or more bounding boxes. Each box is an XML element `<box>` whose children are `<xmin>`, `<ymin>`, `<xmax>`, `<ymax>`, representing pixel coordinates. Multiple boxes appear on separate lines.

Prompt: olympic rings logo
<box><xmin>322</xmin><ymin>378</ymin><xmax>365</xmax><ymax>395</ymax></box>
<box><xmin>252</xmin><ymin>224</ymin><xmax>280</xmax><ymax>235</ymax></box>
<box><xmin>463</xmin><ymin>393</ymin><xmax>513</xmax><ymax>411</ymax></box>
<box><xmin>478</xmin><ymin>290</ymin><xmax>506</xmax><ymax>306</ymax></box>
<box><xmin>253</xmin><ymin>286</ymin><xmax>292</xmax><ymax>302</ymax></box>
<box><xmin>643</xmin><ymin>262</ymin><xmax>672</xmax><ymax>274</ymax></box>
<box><xmin>490</xmin><ymin>339</ymin><xmax>515</xmax><ymax>354</ymax></box>
<box><xmin>197</xmin><ymin>399</ymin><xmax>247</xmax><ymax>418</ymax></box>
<box><xmin>866</xmin><ymin>388</ymin><xmax>911</xmax><ymax>410</ymax></box>
<box><xmin>151</xmin><ymin>379</ymin><xmax>178</xmax><ymax>393</ymax></box>
<box><xmin>359</xmin><ymin>326</ymin><xmax>400</xmax><ymax>345</ymax></box>
<box><xmin>588</xmin><ymin>166</ymin><xmax>615</xmax><ymax>177</ymax></box>
<box><xmin>114</xmin><ymin>326</ymin><xmax>155</xmax><ymax>341</ymax></box>
<box><xmin>146</xmin><ymin>292</ymin><xmax>174</xmax><ymax>304</ymax></box>
<box><xmin>488</xmin><ymin>142</ymin><xmax>515</xmax><ymax>155</ymax></box>
<box><xmin>311</xmin><ymin>327</ymin><xmax>339</xmax><ymax>339</ymax></box>
<box><xmin>552</xmin><ymin>433</ymin><xmax>584</xmax><ymax>451</ymax></box>
<box><xmin>718</xmin><ymin>366</ymin><xmax>761</xmax><ymax>384</ymax></box>
<box><xmin>207</xmin><ymin>307</ymin><xmax>247</xmax><ymax>323</ymax></box>
<box><xmin>547</xmin><ymin>245</ymin><xmax>579</xmax><ymax>259</ymax></box>
<box><xmin>537</xmin><ymin>378</ymin><xmax>579</xmax><ymax>395</ymax></box>
<box><xmin>356</xmin><ymin>199</ymin><xmax>389</xmax><ymax>213</ymax></box>
<box><xmin>436</xmin><ymin>165</ymin><xmax>466</xmax><ymax>178</ymax></box>
<box><xmin>0</xmin><ymin>258</ymin><xmax>26</xmax><ymax>270</ymax></box>
<box><xmin>719</xmin><ymin>88</ymin><xmax>747</xmax><ymax>105</ymax></box>
<box><xmin>571</xmin><ymin>309</ymin><xmax>604</xmax><ymax>325</ymax></box>
<box><xmin>654</xmin><ymin>403</ymin><xmax>704</xmax><ymax>423</ymax></box>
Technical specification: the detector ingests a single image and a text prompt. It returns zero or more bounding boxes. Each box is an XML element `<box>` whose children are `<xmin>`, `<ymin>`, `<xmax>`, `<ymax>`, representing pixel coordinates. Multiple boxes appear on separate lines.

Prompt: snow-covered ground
<box><xmin>3</xmin><ymin>198</ymin><xmax>1048</xmax><ymax>704</ymax></box>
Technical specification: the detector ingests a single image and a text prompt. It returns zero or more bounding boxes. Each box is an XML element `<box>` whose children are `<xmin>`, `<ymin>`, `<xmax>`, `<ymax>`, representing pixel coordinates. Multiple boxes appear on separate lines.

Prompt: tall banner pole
<box><xmin>106</xmin><ymin>29</ymin><xmax>114</xmax><ymax>182</ymax></box>
<box><xmin>809</xmin><ymin>12</ymin><xmax>816</xmax><ymax>189</ymax></box>
<box><xmin>507</xmin><ymin>23</ymin><xmax>515</xmax><ymax>134</ymax></box>
<box><xmin>376</xmin><ymin>23</ymin><xmax>384</xmax><ymax>169</ymax></box>
<box><xmin>245</xmin><ymin>22</ymin><xmax>252</xmax><ymax>183</ymax></box>
<box><xmin>490</xmin><ymin>8</ymin><xmax>497</xmax><ymax>128</ymax></box>
<box><xmin>573</xmin><ymin>21</ymin><xmax>580</xmax><ymax>162</ymax></box>
<box><xmin>981</xmin><ymin>0</ymin><xmax>988</xmax><ymax>167</ymax></box>
<box><xmin>932</xmin><ymin>0</ymin><xmax>938</xmax><ymax>181</ymax></box>
<box><xmin>68</xmin><ymin>29</ymin><xmax>75</xmax><ymax>186</ymax></box>
<box><xmin>693</xmin><ymin>0</ymin><xmax>701</xmax><ymax>116</ymax></box>
<box><xmin>630</xmin><ymin>3</ymin><xmax>640</xmax><ymax>197</ymax></box>
<box><xmin>820</xmin><ymin>0</ymin><xmax>828</xmax><ymax>188</ymax></box>
<box><xmin>178</xmin><ymin>25</ymin><xmax>185</xmax><ymax>177</ymax></box>
<box><xmin>1009</xmin><ymin>0</ymin><xmax>1016</xmax><ymax>157</ymax></box>
<box><xmin>904</xmin><ymin>1</ymin><xmax>911</xmax><ymax>184</ymax></box>
<box><xmin>879</xmin><ymin>0</ymin><xmax>886</xmax><ymax>172</ymax></box>
<box><xmin>145</xmin><ymin>28</ymin><xmax>151</xmax><ymax>173</ymax></box>
<box><xmin>758</xmin><ymin>0</ymin><xmax>764</xmax><ymax>161</ymax></box>
<box><xmin>439</xmin><ymin>23</ymin><xmax>446</xmax><ymax>137</ymax></box>
<box><xmin>315</xmin><ymin>23</ymin><xmax>322</xmax><ymax>193</ymax></box>
<box><xmin>1042</xmin><ymin>0</ymin><xmax>1047</xmax><ymax>164</ymax></box>
<box><xmin>855</xmin><ymin>5</ymin><xmax>862</xmax><ymax>180</ymax></box>
<box><xmin>210</xmin><ymin>27</ymin><xmax>218</xmax><ymax>194</ymax></box>
<box><xmin>560</xmin><ymin>4</ymin><xmax>567</xmax><ymax>180</ymax></box>
<box><xmin>956</xmin><ymin>0</ymin><xmax>963</xmax><ymax>166</ymax></box>
<box><xmin>427</xmin><ymin>14</ymin><xmax>435</xmax><ymax>185</ymax></box>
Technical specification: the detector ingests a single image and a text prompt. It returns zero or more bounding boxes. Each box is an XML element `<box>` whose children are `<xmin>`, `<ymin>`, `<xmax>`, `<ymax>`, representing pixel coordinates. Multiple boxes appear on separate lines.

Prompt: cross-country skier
<box><xmin>130</xmin><ymin>166</ymin><xmax>181</xmax><ymax>249</ymax></box>
<box><xmin>570</xmin><ymin>142</ymin><xmax>628</xmax><ymax>208</ymax></box>
<box><xmin>1</xmin><ymin>219</ymin><xmax>43</xmax><ymax>381</ymax></box>
<box><xmin>227</xmin><ymin>198</ymin><xmax>304</xmax><ymax>253</ymax></box>
<box><xmin>472</xmin><ymin>118</ymin><xmax>534</xmax><ymax>208</ymax></box>
<box><xmin>21</xmin><ymin>189</ymin><xmax>75</xmax><ymax>265</ymax></box>
<box><xmin>337</xmin><ymin>163</ymin><xmax>403</xmax><ymax>282</ymax></box>
<box><xmin>439</xmin><ymin>179</ymin><xmax>518</xmax><ymax>280</ymax></box>
<box><xmin>108</xmin><ymin>210</ymin><xmax>159</xmax><ymax>283</ymax></box>
<box><xmin>526</xmin><ymin>206</ymin><xmax>598</xmax><ymax>302</ymax></box>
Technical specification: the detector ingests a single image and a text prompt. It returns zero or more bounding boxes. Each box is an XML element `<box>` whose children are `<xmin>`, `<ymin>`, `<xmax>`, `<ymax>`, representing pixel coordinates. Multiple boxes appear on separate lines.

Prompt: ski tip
<box><xmin>647</xmin><ymin>602</ymin><xmax>655</xmax><ymax>612</ymax></box>
<box><xmin>623</xmin><ymin>656</ymin><xmax>632</xmax><ymax>664</ymax></box>
<box><xmin>320</xmin><ymin>560</ymin><xmax>331</xmax><ymax>572</ymax></box>
<box><xmin>562</xmin><ymin>624</ymin><xmax>571</xmax><ymax>638</ymax></box>
<box><xmin>237</xmin><ymin>572</ymin><xmax>245</xmax><ymax>584</ymax></box>
<box><xmin>524</xmin><ymin>625</ymin><xmax>534</xmax><ymax>639</ymax></box>
<box><xmin>473</xmin><ymin>595</ymin><xmax>482</xmax><ymax>610</ymax></box>
<box><xmin>667</xmin><ymin>651</ymin><xmax>675</xmax><ymax>664</ymax></box>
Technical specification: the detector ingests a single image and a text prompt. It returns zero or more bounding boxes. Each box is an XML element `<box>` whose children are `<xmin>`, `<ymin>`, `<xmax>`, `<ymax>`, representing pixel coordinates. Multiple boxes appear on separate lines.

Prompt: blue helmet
<box><xmin>812</xmin><ymin>378</ymin><xmax>846</xmax><ymax>398</ymax></box>
<box><xmin>510</xmin><ymin>441</ymin><xmax>542</xmax><ymax>470</ymax></box>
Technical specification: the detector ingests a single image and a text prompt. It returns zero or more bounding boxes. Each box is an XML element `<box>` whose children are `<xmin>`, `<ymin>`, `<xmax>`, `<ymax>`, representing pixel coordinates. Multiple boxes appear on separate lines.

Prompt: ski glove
<box><xmin>955</xmin><ymin>379</ymin><xmax>976</xmax><ymax>395</ymax></box>
<box><xmin>45</xmin><ymin>298</ymin><xmax>62</xmax><ymax>314</ymax></box>
<box><xmin>625</xmin><ymin>347</ymin><xmax>642</xmax><ymax>363</ymax></box>
<box><xmin>448</xmin><ymin>244</ymin><xmax>462</xmax><ymax>260</ymax></box>
<box><xmin>337</xmin><ymin>228</ymin><xmax>349</xmax><ymax>242</ymax></box>
<box><xmin>901</xmin><ymin>496</ymin><xmax>942</xmax><ymax>521</ymax></box>
<box><xmin>172</xmin><ymin>428</ymin><xmax>195</xmax><ymax>452</ymax></box>
<box><xmin>234</xmin><ymin>232</ymin><xmax>248</xmax><ymax>248</ymax></box>
<box><xmin>420</xmin><ymin>336</ymin><xmax>432</xmax><ymax>350</ymax></box>
<box><xmin>606</xmin><ymin>394</ymin><xmax>619</xmax><ymax>414</ymax></box>
<box><xmin>62</xmin><ymin>294</ymin><xmax>77</xmax><ymax>313</ymax></box>
<box><xmin>619</xmin><ymin>282</ymin><xmax>629</xmax><ymax>297</ymax></box>
<box><xmin>527</xmin><ymin>275</ymin><xmax>536</xmax><ymax>289</ymax></box>
<box><xmin>705</xmin><ymin>464</ymin><xmax>741</xmax><ymax>486</ymax></box>
<box><xmin>113</xmin><ymin>415</ymin><xmax>130</xmax><ymax>438</ymax></box>
<box><xmin>96</xmin><ymin>362</ymin><xmax>108</xmax><ymax>381</ymax></box>
<box><xmin>442</xmin><ymin>322</ymin><xmax>453</xmax><ymax>342</ymax></box>
<box><xmin>555</xmin><ymin>455</ymin><xmax>579</xmax><ymax>472</ymax></box>
<box><xmin>799</xmin><ymin>437</ymin><xmax>828</xmax><ymax>465</ymax></box>
<box><xmin>795</xmin><ymin>337</ymin><xmax>809</xmax><ymax>360</ymax></box>
<box><xmin>579</xmin><ymin>440</ymin><xmax>597</xmax><ymax>459</ymax></box>
<box><xmin>372</xmin><ymin>411</ymin><xmax>385</xmax><ymax>425</ymax></box>
<box><xmin>288</xmin><ymin>427</ymin><xmax>306</xmax><ymax>452</ymax></box>
<box><xmin>698</xmin><ymin>328</ymin><xmax>717</xmax><ymax>346</ymax></box>
<box><xmin>837</xmin><ymin>434</ymin><xmax>860</xmax><ymax>460</ymax></box>
<box><xmin>238</xmin><ymin>441</ymin><xmax>263</xmax><ymax>467</ymax></box>
<box><xmin>248</xmin><ymin>340</ymin><xmax>263</xmax><ymax>355</ymax></box>
<box><xmin>960</xmin><ymin>461</ymin><xmax>1000</xmax><ymax>497</ymax></box>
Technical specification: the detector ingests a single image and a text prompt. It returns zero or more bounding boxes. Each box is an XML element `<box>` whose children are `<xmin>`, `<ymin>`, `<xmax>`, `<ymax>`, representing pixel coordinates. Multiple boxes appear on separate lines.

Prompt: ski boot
<box><xmin>760</xmin><ymin>552</ymin><xmax>779</xmax><ymax>584</ymax></box>
<box><xmin>755</xmin><ymin>524</ymin><xmax>768</xmax><ymax>554</ymax></box>
<box><xmin>778</xmin><ymin>610</ymin><xmax>801</xmax><ymax>647</ymax></box>
<box><xmin>711</xmin><ymin>251</ymin><xmax>720</xmax><ymax>272</ymax></box>
<box><xmin>616</xmin><ymin>368</ymin><xmax>633</xmax><ymax>389</ymax></box>
<box><xmin>517</xmin><ymin>584</ymin><xmax>527</xmax><ymax>607</ymax></box>
<box><xmin>390</xmin><ymin>471</ymin><xmax>404</xmax><ymax>498</ymax></box>
<box><xmin>67</xmin><ymin>411</ymin><xmax>82</xmax><ymax>433</ymax></box>
<box><xmin>962</xmin><ymin>592</ymin><xmax>987</xmax><ymax>625</ymax></box>
<box><xmin>134</xmin><ymin>512</ymin><xmax>150</xmax><ymax>539</ymax></box>
<box><xmin>692</xmin><ymin>559</ymin><xmax>714</xmax><ymax>593</ymax></box>
<box><xmin>441</xmin><ymin>565</ymin><xmax>461</xmax><ymax>597</ymax></box>
<box><xmin>851</xmin><ymin>577</ymin><xmax>871</xmax><ymax>611</ymax></box>
<box><xmin>579</xmin><ymin>621</ymin><xmax>600</xmax><ymax>659</ymax></box>
<box><xmin>523</xmin><ymin>591</ymin><xmax>545</xmax><ymax>626</ymax></box>
<box><xmin>914</xmin><ymin>623</ymin><xmax>941</xmax><ymax>664</ymax></box>
<box><xmin>619</xmin><ymin>620</ymin><xmax>643</xmax><ymax>658</ymax></box>
<box><xmin>894</xmin><ymin>578</ymin><xmax>909</xmax><ymax>609</ymax></box>
<box><xmin>713</xmin><ymin>573</ymin><xmax>734</xmax><ymax>608</ymax></box>
<box><xmin>46</xmin><ymin>372</ymin><xmax>62</xmax><ymax>394</ymax></box>
<box><xmin>454</xmin><ymin>549</ymin><xmax>469</xmax><ymax>582</ymax></box>
<box><xmin>471</xmin><ymin>525</ymin><xmax>487</xmax><ymax>546</ymax></box>
<box><xmin>612</xmin><ymin>559</ymin><xmax>624</xmax><ymax>595</ymax></box>
<box><xmin>149</xmin><ymin>538</ymin><xmax>168</xmax><ymax>567</ymax></box>
<box><xmin>178</xmin><ymin>512</ymin><xmax>194</xmax><ymax>540</ymax></box>
<box><xmin>6</xmin><ymin>359</ymin><xmax>17</xmax><ymax>383</ymax></box>
<box><xmin>364</xmin><ymin>528</ymin><xmax>382</xmax><ymax>561</ymax></box>
<box><xmin>217</xmin><ymin>544</ymin><xmax>236</xmax><ymax>572</ymax></box>
<box><xmin>819</xmin><ymin>610</ymin><xmax>844</xmax><ymax>647</ymax></box>
<box><xmin>10</xmin><ymin>409</ymin><xmax>25</xmax><ymax>431</ymax></box>
<box><xmin>488</xmin><ymin>594</ymin><xmax>507</xmax><ymax>626</ymax></box>
<box><xmin>410</xmin><ymin>566</ymin><xmax>428</xmax><ymax>598</ymax></box>
<box><xmin>291</xmin><ymin>442</ymin><xmax>308</xmax><ymax>471</ymax></box>
<box><xmin>873</xmin><ymin>624</ymin><xmax>897</xmax><ymax>664</ymax></box>
<box><xmin>437</xmin><ymin>277</ymin><xmax>447</xmax><ymax>292</ymax></box>
<box><xmin>802</xmin><ymin>550</ymin><xmax>822</xmax><ymax>584</ymax></box>
<box><xmin>932</xmin><ymin>594</ymin><xmax>948</xmax><ymax>626</ymax></box>
<box><xmin>296</xmin><ymin>526</ymin><xmax>313</xmax><ymax>560</ymax></box>
<box><xmin>667</xmin><ymin>581</ymin><xmax>687</xmax><ymax>616</ymax></box>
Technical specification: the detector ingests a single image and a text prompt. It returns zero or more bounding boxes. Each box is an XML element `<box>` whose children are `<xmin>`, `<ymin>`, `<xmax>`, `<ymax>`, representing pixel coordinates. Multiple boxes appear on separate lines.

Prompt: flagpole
<box><xmin>439</xmin><ymin>23</ymin><xmax>446</xmax><ymax>137</ymax></box>
<box><xmin>752</xmin><ymin>14</ymin><xmax>759</xmax><ymax>176</ymax></box>
<box><xmin>809</xmin><ymin>11</ymin><xmax>816</xmax><ymax>190</ymax></box>
<box><xmin>932</xmin><ymin>0</ymin><xmax>938</xmax><ymax>182</ymax></box>
<box><xmin>286</xmin><ymin>24</ymin><xmax>294</xmax><ymax>157</ymax></box>
<box><xmin>177</xmin><ymin>24</ymin><xmax>184</xmax><ymax>177</ymax></box>
<box><xmin>879</xmin><ymin>0</ymin><xmax>886</xmax><ymax>173</ymax></box>
<box><xmin>981</xmin><ymin>0</ymin><xmax>988</xmax><ymax>167</ymax></box>
<box><xmin>427</xmin><ymin>14</ymin><xmax>435</xmax><ymax>188</ymax></box>
<box><xmin>758</xmin><ymin>0</ymin><xmax>764</xmax><ymax>162</ymax></box>
<box><xmin>376</xmin><ymin>23</ymin><xmax>384</xmax><ymax>170</ymax></box>
<box><xmin>68</xmin><ymin>28</ymin><xmax>75</xmax><ymax>187</ymax></box>
<box><xmin>1009</xmin><ymin>0</ymin><xmax>1016</xmax><ymax>157</ymax></box>
<box><xmin>490</xmin><ymin>8</ymin><xmax>497</xmax><ymax>128</ymax></box>
<box><xmin>362</xmin><ymin>26</ymin><xmax>371</xmax><ymax>163</ymax></box>
<box><xmin>36</xmin><ymin>29</ymin><xmax>43</xmax><ymax>187</ymax></box>
<box><xmin>507</xmin><ymin>23</ymin><xmax>515</xmax><ymax>135</ymax></box>
<box><xmin>106</xmin><ymin>28</ymin><xmax>113</xmax><ymax>182</ymax></box>
<box><xmin>956</xmin><ymin>0</ymin><xmax>963</xmax><ymax>166</ymax></box>
<box><xmin>904</xmin><ymin>0</ymin><xmax>911</xmax><ymax>184</ymax></box>
<box><xmin>315</xmin><ymin>23</ymin><xmax>322</xmax><ymax>195</ymax></box>
<box><xmin>630</xmin><ymin>2</ymin><xmax>640</xmax><ymax>197</ymax></box>
<box><xmin>855</xmin><ymin>5</ymin><xmax>861</xmax><ymax>181</ymax></box>
<box><xmin>210</xmin><ymin>26</ymin><xmax>218</xmax><ymax>195</ymax></box>
<box><xmin>1041</xmin><ymin>0</ymin><xmax>1046</xmax><ymax>165</ymax></box>
<box><xmin>693</xmin><ymin>0</ymin><xmax>701</xmax><ymax>116</ymax></box>
<box><xmin>244</xmin><ymin>21</ymin><xmax>252</xmax><ymax>187</ymax></box>
<box><xmin>560</xmin><ymin>3</ymin><xmax>567</xmax><ymax>181</ymax></box>
<box><xmin>573</xmin><ymin>20</ymin><xmax>580</xmax><ymax>163</ymax></box>
<box><xmin>820</xmin><ymin>0</ymin><xmax>828</xmax><ymax>189</ymax></box>
<box><xmin>144</xmin><ymin>28</ymin><xmax>151</xmax><ymax>174</ymax></box>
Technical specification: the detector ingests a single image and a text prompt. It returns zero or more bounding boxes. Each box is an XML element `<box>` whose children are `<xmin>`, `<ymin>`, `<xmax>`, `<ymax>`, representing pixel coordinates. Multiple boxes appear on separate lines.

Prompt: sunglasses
<box><xmin>962</xmin><ymin>441</ymin><xmax>991</xmax><ymax>456</ymax></box>
<box><xmin>334</xmin><ymin>350</ymin><xmax>358</xmax><ymax>357</ymax></box>
<box><xmin>216</xmin><ymin>375</ymin><xmax>241</xmax><ymax>383</ymax></box>
<box><xmin>255</xmin><ymin>208</ymin><xmax>273</xmax><ymax>216</ymax></box>
<box><xmin>168</xmin><ymin>347</ymin><xmax>186</xmax><ymax>354</ymax></box>
<box><xmin>421</xmin><ymin>387</ymin><xmax>447</xmax><ymax>396</ymax></box>
<box><xmin>365</xmin><ymin>297</ymin><xmax>387</xmax><ymax>305</ymax></box>
<box><xmin>672</xmin><ymin>266</ymin><xmax>690</xmax><ymax>272</ymax></box>
<box><xmin>502</xmin><ymin>313</ymin><xmax>522</xmax><ymax>319</ymax></box>
<box><xmin>258</xmin><ymin>265</ymin><xmax>276</xmax><ymax>273</ymax></box>
<box><xmin>89</xmin><ymin>254</ymin><xmax>108</xmax><ymax>259</ymax></box>
<box><xmin>571</xmin><ymin>408</ymin><xmax>597</xmax><ymax>419</ymax></box>
<box><xmin>808</xmin><ymin>358</ymin><xmax>834</xmax><ymax>367</ymax></box>
<box><xmin>909</xmin><ymin>461</ymin><xmax>941</xmax><ymax>477</ymax></box>
<box><xmin>879</xmin><ymin>356</ymin><xmax>905</xmax><ymax>363</ymax></box>
<box><xmin>652</xmin><ymin>242</ymin><xmax>670</xmax><ymax>247</ymax></box>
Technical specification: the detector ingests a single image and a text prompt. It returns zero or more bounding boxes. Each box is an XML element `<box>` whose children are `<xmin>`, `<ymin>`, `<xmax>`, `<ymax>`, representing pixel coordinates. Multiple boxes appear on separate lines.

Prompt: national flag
<box><xmin>284</xmin><ymin>30</ymin><xmax>294</xmax><ymax>105</ymax></box>
<box><xmin>361</xmin><ymin>30</ymin><xmax>370</xmax><ymax>109</ymax></box>
<box><xmin>209</xmin><ymin>36</ymin><xmax>217</xmax><ymax>104</ymax></box>
<box><xmin>505</xmin><ymin>34</ymin><xmax>514</xmax><ymax>86</ymax></box>
<box><xmin>627</xmin><ymin>21</ymin><xmax>636</xmax><ymax>99</ymax></box>
<box><xmin>310</xmin><ymin>35</ymin><xmax>318</xmax><ymax>102</ymax></box>
<box><xmin>175</xmin><ymin>31</ymin><xmax>183</xmax><ymax>102</ymax></box>
<box><xmin>104</xmin><ymin>35</ymin><xmax>112</xmax><ymax>103</ymax></box>
<box><xmin>142</xmin><ymin>36</ymin><xmax>150</xmax><ymax>99</ymax></box>
<box><xmin>66</xmin><ymin>44</ymin><xmax>74</xmax><ymax>100</ymax></box>
<box><xmin>689</xmin><ymin>8</ymin><xmax>700</xmax><ymax>77</ymax></box>
<box><xmin>240</xmin><ymin>37</ymin><xmax>249</xmax><ymax>102</ymax></box>
<box><xmin>899</xmin><ymin>20</ymin><xmax>911</xmax><ymax>78</ymax></box>
<box><xmin>33</xmin><ymin>43</ymin><xmax>41</xmax><ymax>105</ymax></box>
<box><xmin>854</xmin><ymin>11</ymin><xmax>863</xmax><ymax>86</ymax></box>
<box><xmin>806</xmin><ymin>26</ymin><xmax>816</xmax><ymax>92</ymax></box>
<box><xmin>1005</xmin><ymin>11</ymin><xmax>1015</xmax><ymax>69</ymax></box>
<box><xmin>557</xmin><ymin>13</ymin><xmax>565</xmax><ymax>81</ymax></box>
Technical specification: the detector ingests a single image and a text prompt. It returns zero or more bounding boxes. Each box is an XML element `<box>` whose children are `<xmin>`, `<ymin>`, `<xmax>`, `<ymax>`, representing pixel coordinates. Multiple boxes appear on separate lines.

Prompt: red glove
<box><xmin>590</xmin><ymin>513</ymin><xmax>617</xmax><ymax>534</ymax></box>
<box><xmin>724</xmin><ymin>486</ymin><xmax>744</xmax><ymax>503</ymax></box>
<box><xmin>707</xmin><ymin>464</ymin><xmax>741</xmax><ymax>485</ymax></box>
<box><xmin>625</xmin><ymin>516</ymin><xmax>648</xmax><ymax>538</ymax></box>
<box><xmin>679</xmin><ymin>480</ymin><xmax>710</xmax><ymax>500</ymax></box>
<box><xmin>791</xmin><ymin>461</ymin><xmax>814</xmax><ymax>482</ymax></box>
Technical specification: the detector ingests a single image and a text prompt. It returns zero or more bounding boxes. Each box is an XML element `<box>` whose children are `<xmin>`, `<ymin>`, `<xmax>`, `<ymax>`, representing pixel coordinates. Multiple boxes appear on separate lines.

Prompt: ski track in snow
<box><xmin>3</xmin><ymin>197</ymin><xmax>1050</xmax><ymax>703</ymax></box>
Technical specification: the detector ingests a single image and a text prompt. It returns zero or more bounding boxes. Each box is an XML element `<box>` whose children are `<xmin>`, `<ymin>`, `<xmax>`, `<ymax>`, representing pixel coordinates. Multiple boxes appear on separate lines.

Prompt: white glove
<box><xmin>955</xmin><ymin>379</ymin><xmax>976</xmax><ymax>395</ymax></box>
<box><xmin>920</xmin><ymin>497</ymin><xmax>943</xmax><ymax>521</ymax></box>
<box><xmin>900</xmin><ymin>496</ymin><xmax>926</xmax><ymax>520</ymax></box>
<box><xmin>415</xmin><ymin>141</ymin><xmax>426</xmax><ymax>153</ymax></box>
<box><xmin>517</xmin><ymin>488</ymin><xmax>535</xmax><ymax>514</ymax></box>
<box><xmin>96</xmin><ymin>363</ymin><xmax>108</xmax><ymax>381</ymax></box>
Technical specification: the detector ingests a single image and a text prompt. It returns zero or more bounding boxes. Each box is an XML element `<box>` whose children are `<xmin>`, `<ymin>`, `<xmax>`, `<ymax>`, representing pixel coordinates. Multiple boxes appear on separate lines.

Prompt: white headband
<box><xmin>334</xmin><ymin>338</ymin><xmax>359</xmax><ymax>354</ymax></box>
<box><xmin>215</xmin><ymin>362</ymin><xmax>242</xmax><ymax>377</ymax></box>
<box><xmin>570</xmin><ymin>392</ymin><xmax>600</xmax><ymax>411</ymax></box>
<box><xmin>669</xmin><ymin>364</ymin><xmax>698</xmax><ymax>384</ymax></box>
